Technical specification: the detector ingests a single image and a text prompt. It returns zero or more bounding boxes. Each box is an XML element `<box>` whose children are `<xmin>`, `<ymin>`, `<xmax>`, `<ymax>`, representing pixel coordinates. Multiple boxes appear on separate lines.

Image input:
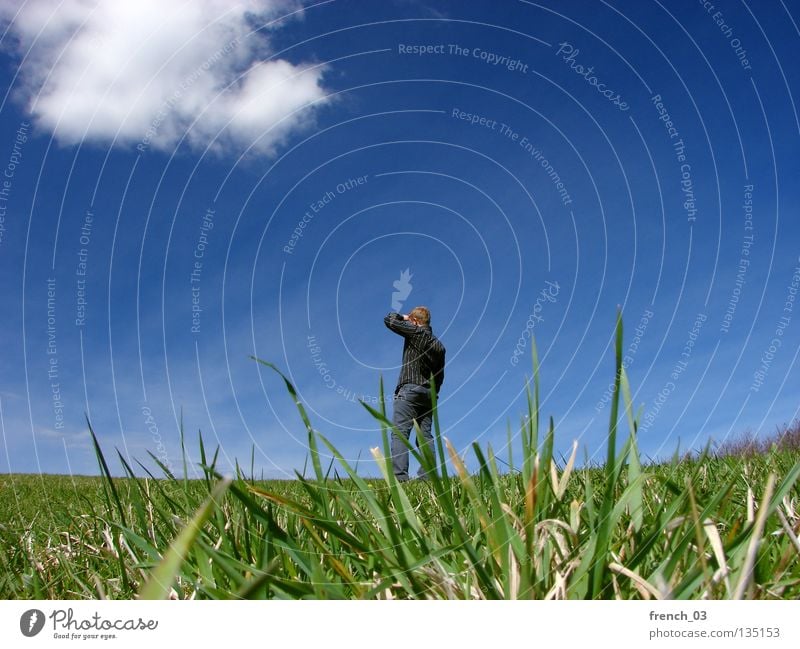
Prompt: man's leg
<box><xmin>405</xmin><ymin>385</ymin><xmax>435</xmax><ymax>478</ymax></box>
<box><xmin>413</xmin><ymin>390</ymin><xmax>435</xmax><ymax>478</ymax></box>
<box><xmin>391</xmin><ymin>385</ymin><xmax>416</xmax><ymax>481</ymax></box>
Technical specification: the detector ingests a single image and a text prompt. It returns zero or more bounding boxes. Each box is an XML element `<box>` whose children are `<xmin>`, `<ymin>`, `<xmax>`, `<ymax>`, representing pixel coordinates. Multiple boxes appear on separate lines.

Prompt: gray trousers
<box><xmin>391</xmin><ymin>383</ymin><xmax>434</xmax><ymax>480</ymax></box>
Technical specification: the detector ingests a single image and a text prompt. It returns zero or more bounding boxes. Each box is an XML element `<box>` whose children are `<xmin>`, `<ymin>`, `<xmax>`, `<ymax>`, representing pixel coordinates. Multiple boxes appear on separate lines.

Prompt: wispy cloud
<box><xmin>1</xmin><ymin>0</ymin><xmax>330</xmax><ymax>155</ymax></box>
<box><xmin>35</xmin><ymin>426</ymin><xmax>92</xmax><ymax>448</ymax></box>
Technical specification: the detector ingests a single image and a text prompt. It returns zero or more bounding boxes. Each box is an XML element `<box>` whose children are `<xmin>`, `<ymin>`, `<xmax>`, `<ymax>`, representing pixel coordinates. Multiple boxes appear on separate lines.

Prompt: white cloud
<box><xmin>1</xmin><ymin>0</ymin><xmax>330</xmax><ymax>155</ymax></box>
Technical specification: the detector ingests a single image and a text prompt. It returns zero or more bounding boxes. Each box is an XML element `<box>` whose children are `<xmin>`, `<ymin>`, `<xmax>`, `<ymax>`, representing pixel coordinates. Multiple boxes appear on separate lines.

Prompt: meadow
<box><xmin>1</xmin><ymin>318</ymin><xmax>799</xmax><ymax>599</ymax></box>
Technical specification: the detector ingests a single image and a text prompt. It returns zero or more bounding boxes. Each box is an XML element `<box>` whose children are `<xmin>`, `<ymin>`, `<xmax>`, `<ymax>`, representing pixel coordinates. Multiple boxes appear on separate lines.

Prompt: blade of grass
<box><xmin>140</xmin><ymin>478</ymin><xmax>231</xmax><ymax>600</ymax></box>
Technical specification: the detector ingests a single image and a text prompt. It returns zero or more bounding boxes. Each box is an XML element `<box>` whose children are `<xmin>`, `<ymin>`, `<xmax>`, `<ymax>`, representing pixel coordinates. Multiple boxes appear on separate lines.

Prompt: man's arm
<box><xmin>384</xmin><ymin>311</ymin><xmax>418</xmax><ymax>337</ymax></box>
<box><xmin>433</xmin><ymin>348</ymin><xmax>445</xmax><ymax>393</ymax></box>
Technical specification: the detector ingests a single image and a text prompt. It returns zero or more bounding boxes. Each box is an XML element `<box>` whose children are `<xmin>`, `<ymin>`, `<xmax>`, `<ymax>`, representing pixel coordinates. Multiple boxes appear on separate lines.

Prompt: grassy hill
<box><xmin>1</xmin><ymin>325</ymin><xmax>798</xmax><ymax>600</ymax></box>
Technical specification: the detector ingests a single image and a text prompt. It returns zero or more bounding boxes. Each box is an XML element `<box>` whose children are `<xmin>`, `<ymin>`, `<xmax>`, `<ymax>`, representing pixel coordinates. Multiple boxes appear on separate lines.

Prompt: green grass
<box><xmin>1</xmin><ymin>316</ymin><xmax>799</xmax><ymax>599</ymax></box>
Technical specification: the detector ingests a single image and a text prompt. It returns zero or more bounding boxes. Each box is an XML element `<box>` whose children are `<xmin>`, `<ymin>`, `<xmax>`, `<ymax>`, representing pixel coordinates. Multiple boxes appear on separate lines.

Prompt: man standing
<box><xmin>384</xmin><ymin>306</ymin><xmax>446</xmax><ymax>481</ymax></box>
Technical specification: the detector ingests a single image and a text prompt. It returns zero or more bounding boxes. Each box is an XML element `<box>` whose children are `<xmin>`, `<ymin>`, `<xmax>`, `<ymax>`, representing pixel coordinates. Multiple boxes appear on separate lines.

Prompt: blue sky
<box><xmin>1</xmin><ymin>0</ymin><xmax>799</xmax><ymax>478</ymax></box>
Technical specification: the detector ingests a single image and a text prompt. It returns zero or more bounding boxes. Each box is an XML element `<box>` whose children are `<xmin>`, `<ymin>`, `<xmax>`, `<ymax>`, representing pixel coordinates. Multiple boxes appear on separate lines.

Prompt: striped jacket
<box><xmin>384</xmin><ymin>312</ymin><xmax>446</xmax><ymax>395</ymax></box>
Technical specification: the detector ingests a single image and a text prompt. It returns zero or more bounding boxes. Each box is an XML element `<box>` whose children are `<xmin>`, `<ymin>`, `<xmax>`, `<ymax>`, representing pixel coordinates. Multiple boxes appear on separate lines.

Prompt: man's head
<box><xmin>408</xmin><ymin>306</ymin><xmax>430</xmax><ymax>326</ymax></box>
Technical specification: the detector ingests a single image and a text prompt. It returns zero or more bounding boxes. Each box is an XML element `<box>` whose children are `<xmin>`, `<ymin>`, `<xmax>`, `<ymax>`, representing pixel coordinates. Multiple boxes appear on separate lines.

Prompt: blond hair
<box><xmin>409</xmin><ymin>306</ymin><xmax>430</xmax><ymax>326</ymax></box>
